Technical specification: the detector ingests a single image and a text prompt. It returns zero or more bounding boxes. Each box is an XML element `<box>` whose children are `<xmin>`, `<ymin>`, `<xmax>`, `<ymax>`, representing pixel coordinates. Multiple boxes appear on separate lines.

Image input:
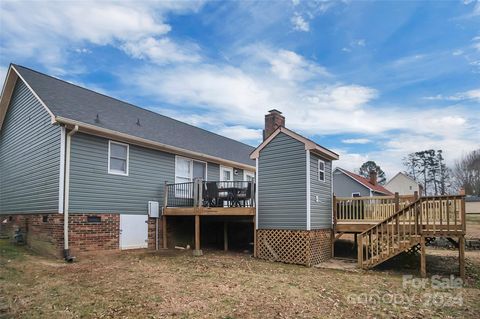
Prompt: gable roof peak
<box><xmin>250</xmin><ymin>126</ymin><xmax>339</xmax><ymax>160</ymax></box>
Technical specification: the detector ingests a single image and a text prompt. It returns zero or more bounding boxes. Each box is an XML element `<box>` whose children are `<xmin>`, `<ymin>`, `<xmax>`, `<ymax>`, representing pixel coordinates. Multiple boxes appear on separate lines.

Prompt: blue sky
<box><xmin>0</xmin><ymin>0</ymin><xmax>479</xmax><ymax>177</ymax></box>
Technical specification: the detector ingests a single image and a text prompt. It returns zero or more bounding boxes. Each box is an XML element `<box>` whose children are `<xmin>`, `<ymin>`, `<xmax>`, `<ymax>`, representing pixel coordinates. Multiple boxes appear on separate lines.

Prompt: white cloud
<box><xmin>0</xmin><ymin>1</ymin><xmax>204</xmax><ymax>70</ymax></box>
<box><xmin>1</xmin><ymin>0</ymin><xmax>477</xmax><ymax>181</ymax></box>
<box><xmin>216</xmin><ymin>125</ymin><xmax>263</xmax><ymax>142</ymax></box>
<box><xmin>74</xmin><ymin>48</ymin><xmax>92</xmax><ymax>54</ymax></box>
<box><xmin>424</xmin><ymin>88</ymin><xmax>480</xmax><ymax>102</ymax></box>
<box><xmin>352</xmin><ymin>39</ymin><xmax>366</xmax><ymax>47</ymax></box>
<box><xmin>0</xmin><ymin>65</ymin><xmax>8</xmax><ymax>85</ymax></box>
<box><xmin>473</xmin><ymin>36</ymin><xmax>480</xmax><ymax>51</ymax></box>
<box><xmin>121</xmin><ymin>37</ymin><xmax>201</xmax><ymax>65</ymax></box>
<box><xmin>244</xmin><ymin>45</ymin><xmax>329</xmax><ymax>81</ymax></box>
<box><xmin>291</xmin><ymin>13</ymin><xmax>310</xmax><ymax>32</ymax></box>
<box><xmin>342</xmin><ymin>138</ymin><xmax>371</xmax><ymax>144</ymax></box>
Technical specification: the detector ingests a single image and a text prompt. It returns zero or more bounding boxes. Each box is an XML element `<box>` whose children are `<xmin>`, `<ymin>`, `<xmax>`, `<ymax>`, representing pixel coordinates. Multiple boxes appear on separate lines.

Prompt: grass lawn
<box><xmin>467</xmin><ymin>214</ymin><xmax>480</xmax><ymax>239</ymax></box>
<box><xmin>1</xmin><ymin>240</ymin><xmax>480</xmax><ymax>319</ymax></box>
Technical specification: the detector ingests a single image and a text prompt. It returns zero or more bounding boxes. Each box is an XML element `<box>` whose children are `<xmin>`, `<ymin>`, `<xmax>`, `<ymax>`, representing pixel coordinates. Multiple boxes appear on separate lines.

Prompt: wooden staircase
<box><xmin>357</xmin><ymin>195</ymin><xmax>466</xmax><ymax>270</ymax></box>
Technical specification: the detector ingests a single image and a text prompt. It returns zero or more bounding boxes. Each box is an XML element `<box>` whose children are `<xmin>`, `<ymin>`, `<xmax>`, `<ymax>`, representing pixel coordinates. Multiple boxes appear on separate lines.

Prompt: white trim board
<box><xmin>58</xmin><ymin>126</ymin><xmax>66</xmax><ymax>213</ymax></box>
<box><xmin>255</xmin><ymin>158</ymin><xmax>259</xmax><ymax>230</ymax></box>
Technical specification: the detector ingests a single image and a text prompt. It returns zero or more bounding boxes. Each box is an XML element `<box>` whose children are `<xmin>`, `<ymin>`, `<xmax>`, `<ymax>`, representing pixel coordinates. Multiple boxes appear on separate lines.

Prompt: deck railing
<box><xmin>164</xmin><ymin>180</ymin><xmax>255</xmax><ymax>208</ymax></box>
<box><xmin>358</xmin><ymin>195</ymin><xmax>465</xmax><ymax>268</ymax></box>
<box><xmin>335</xmin><ymin>194</ymin><xmax>415</xmax><ymax>222</ymax></box>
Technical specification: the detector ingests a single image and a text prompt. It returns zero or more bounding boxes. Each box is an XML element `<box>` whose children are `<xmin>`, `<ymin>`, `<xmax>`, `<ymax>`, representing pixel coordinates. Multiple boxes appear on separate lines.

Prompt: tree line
<box><xmin>356</xmin><ymin>148</ymin><xmax>479</xmax><ymax>196</ymax></box>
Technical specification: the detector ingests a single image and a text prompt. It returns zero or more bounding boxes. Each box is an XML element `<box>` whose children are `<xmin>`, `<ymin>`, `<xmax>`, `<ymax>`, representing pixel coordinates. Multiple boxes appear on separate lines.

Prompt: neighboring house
<box><xmin>0</xmin><ymin>64</ymin><xmax>255</xmax><ymax>257</ymax></box>
<box><xmin>333</xmin><ymin>167</ymin><xmax>392</xmax><ymax>197</ymax></box>
<box><xmin>250</xmin><ymin>119</ymin><xmax>339</xmax><ymax>266</ymax></box>
<box><xmin>466</xmin><ymin>196</ymin><xmax>480</xmax><ymax>214</ymax></box>
<box><xmin>385</xmin><ymin>172</ymin><xmax>422</xmax><ymax>196</ymax></box>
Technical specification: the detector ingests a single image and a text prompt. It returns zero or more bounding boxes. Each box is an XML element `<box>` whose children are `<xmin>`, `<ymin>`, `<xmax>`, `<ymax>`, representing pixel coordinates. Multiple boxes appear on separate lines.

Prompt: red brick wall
<box><xmin>148</xmin><ymin>217</ymin><xmax>176</xmax><ymax>250</ymax></box>
<box><xmin>68</xmin><ymin>214</ymin><xmax>119</xmax><ymax>254</ymax></box>
<box><xmin>0</xmin><ymin>213</ymin><xmax>120</xmax><ymax>257</ymax></box>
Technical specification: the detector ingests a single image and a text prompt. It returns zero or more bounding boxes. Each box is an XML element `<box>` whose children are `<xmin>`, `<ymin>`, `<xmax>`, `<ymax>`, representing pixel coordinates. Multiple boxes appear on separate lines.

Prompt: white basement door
<box><xmin>120</xmin><ymin>214</ymin><xmax>148</xmax><ymax>250</ymax></box>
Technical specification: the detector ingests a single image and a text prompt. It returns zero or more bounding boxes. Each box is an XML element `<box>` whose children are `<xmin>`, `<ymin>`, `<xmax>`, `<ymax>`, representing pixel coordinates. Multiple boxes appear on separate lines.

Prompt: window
<box><xmin>318</xmin><ymin>160</ymin><xmax>325</xmax><ymax>182</ymax></box>
<box><xmin>108</xmin><ymin>141</ymin><xmax>129</xmax><ymax>176</ymax></box>
<box><xmin>244</xmin><ymin>171</ymin><xmax>255</xmax><ymax>182</ymax></box>
<box><xmin>409</xmin><ymin>186</ymin><xmax>413</xmax><ymax>190</ymax></box>
<box><xmin>352</xmin><ymin>192</ymin><xmax>361</xmax><ymax>198</ymax></box>
<box><xmin>175</xmin><ymin>156</ymin><xmax>207</xmax><ymax>183</ymax></box>
<box><xmin>220</xmin><ymin>166</ymin><xmax>233</xmax><ymax>181</ymax></box>
<box><xmin>175</xmin><ymin>156</ymin><xmax>207</xmax><ymax>197</ymax></box>
<box><xmin>42</xmin><ymin>215</ymin><xmax>48</xmax><ymax>223</ymax></box>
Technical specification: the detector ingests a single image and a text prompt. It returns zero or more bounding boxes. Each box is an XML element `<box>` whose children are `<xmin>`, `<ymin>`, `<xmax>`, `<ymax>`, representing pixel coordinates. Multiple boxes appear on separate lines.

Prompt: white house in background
<box><xmin>385</xmin><ymin>172</ymin><xmax>422</xmax><ymax>195</ymax></box>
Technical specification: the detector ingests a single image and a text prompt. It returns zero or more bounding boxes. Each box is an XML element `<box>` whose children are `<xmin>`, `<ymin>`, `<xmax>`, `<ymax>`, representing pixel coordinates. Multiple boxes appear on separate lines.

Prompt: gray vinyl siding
<box><xmin>258</xmin><ymin>132</ymin><xmax>307</xmax><ymax>230</ymax></box>
<box><xmin>233</xmin><ymin>168</ymin><xmax>244</xmax><ymax>181</ymax></box>
<box><xmin>333</xmin><ymin>170</ymin><xmax>370</xmax><ymax>197</ymax></box>
<box><xmin>207</xmin><ymin>163</ymin><xmax>220</xmax><ymax>181</ymax></box>
<box><xmin>69</xmin><ymin>133</ymin><xmax>175</xmax><ymax>214</ymax></box>
<box><xmin>310</xmin><ymin>154</ymin><xmax>332</xmax><ymax>229</ymax></box>
<box><xmin>0</xmin><ymin>79</ymin><xmax>60</xmax><ymax>214</ymax></box>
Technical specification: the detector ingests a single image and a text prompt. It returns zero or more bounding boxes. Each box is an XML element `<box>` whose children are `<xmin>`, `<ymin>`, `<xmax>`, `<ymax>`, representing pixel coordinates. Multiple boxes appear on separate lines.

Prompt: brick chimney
<box><xmin>263</xmin><ymin>109</ymin><xmax>285</xmax><ymax>140</ymax></box>
<box><xmin>369</xmin><ymin>170</ymin><xmax>377</xmax><ymax>186</ymax></box>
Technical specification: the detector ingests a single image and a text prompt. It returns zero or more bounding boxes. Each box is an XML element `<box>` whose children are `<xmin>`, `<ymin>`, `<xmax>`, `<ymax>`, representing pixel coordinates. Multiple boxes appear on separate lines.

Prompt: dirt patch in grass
<box><xmin>467</xmin><ymin>215</ymin><xmax>480</xmax><ymax>239</ymax></box>
<box><xmin>1</xmin><ymin>241</ymin><xmax>479</xmax><ymax>318</ymax></box>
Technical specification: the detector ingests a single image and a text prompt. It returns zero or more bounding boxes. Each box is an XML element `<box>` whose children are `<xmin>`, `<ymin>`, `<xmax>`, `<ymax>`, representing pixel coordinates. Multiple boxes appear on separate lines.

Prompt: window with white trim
<box><xmin>108</xmin><ymin>141</ymin><xmax>129</xmax><ymax>176</ymax></box>
<box><xmin>352</xmin><ymin>192</ymin><xmax>361</xmax><ymax>197</ymax></box>
<box><xmin>318</xmin><ymin>159</ymin><xmax>325</xmax><ymax>182</ymax></box>
<box><xmin>175</xmin><ymin>156</ymin><xmax>207</xmax><ymax>183</ymax></box>
<box><xmin>175</xmin><ymin>156</ymin><xmax>207</xmax><ymax>198</ymax></box>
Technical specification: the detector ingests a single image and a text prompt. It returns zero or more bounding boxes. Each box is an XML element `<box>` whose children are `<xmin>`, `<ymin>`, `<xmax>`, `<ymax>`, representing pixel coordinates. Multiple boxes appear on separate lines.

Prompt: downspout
<box><xmin>64</xmin><ymin>125</ymin><xmax>78</xmax><ymax>261</ymax></box>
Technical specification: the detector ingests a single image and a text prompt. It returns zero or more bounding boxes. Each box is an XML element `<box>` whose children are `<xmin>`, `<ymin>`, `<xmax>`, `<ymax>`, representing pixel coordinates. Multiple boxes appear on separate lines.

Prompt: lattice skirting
<box><xmin>256</xmin><ymin>229</ymin><xmax>332</xmax><ymax>266</ymax></box>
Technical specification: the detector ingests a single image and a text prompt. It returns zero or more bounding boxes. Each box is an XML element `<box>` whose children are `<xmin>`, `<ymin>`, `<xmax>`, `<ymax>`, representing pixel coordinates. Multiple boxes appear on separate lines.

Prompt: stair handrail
<box><xmin>358</xmin><ymin>194</ymin><xmax>465</xmax><ymax>268</ymax></box>
<box><xmin>359</xmin><ymin>198</ymin><xmax>421</xmax><ymax>236</ymax></box>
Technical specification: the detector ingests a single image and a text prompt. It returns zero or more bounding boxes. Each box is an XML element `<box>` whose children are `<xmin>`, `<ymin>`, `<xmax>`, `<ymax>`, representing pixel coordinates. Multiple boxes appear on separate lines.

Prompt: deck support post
<box><xmin>357</xmin><ymin>235</ymin><xmax>363</xmax><ymax>268</ymax></box>
<box><xmin>394</xmin><ymin>192</ymin><xmax>400</xmax><ymax>212</ymax></box>
<box><xmin>253</xmin><ymin>216</ymin><xmax>257</xmax><ymax>258</ymax></box>
<box><xmin>223</xmin><ymin>221</ymin><xmax>228</xmax><ymax>251</ymax></box>
<box><xmin>332</xmin><ymin>195</ymin><xmax>337</xmax><ymax>258</ymax></box>
<box><xmin>193</xmin><ymin>215</ymin><xmax>203</xmax><ymax>256</ymax></box>
<box><xmin>420</xmin><ymin>236</ymin><xmax>426</xmax><ymax>278</ymax></box>
<box><xmin>459</xmin><ymin>235</ymin><xmax>465</xmax><ymax>281</ymax></box>
<box><xmin>162</xmin><ymin>216</ymin><xmax>167</xmax><ymax>249</ymax></box>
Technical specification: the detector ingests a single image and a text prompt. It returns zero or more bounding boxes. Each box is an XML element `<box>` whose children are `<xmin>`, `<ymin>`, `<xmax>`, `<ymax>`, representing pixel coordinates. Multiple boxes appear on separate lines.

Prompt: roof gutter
<box><xmin>54</xmin><ymin>116</ymin><xmax>256</xmax><ymax>172</ymax></box>
<box><xmin>63</xmin><ymin>125</ymin><xmax>78</xmax><ymax>262</ymax></box>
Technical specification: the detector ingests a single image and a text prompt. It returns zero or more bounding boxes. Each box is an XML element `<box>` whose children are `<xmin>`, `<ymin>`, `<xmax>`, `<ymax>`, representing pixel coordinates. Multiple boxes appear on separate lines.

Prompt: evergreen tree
<box><xmin>358</xmin><ymin>161</ymin><xmax>386</xmax><ymax>185</ymax></box>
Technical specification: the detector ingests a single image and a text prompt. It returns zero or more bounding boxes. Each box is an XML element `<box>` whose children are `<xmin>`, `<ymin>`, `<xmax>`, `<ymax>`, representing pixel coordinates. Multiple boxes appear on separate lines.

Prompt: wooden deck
<box><xmin>162</xmin><ymin>180</ymin><xmax>256</xmax><ymax>255</ymax></box>
<box><xmin>163</xmin><ymin>206</ymin><xmax>255</xmax><ymax>216</ymax></box>
<box><xmin>334</xmin><ymin>193</ymin><xmax>467</xmax><ymax>279</ymax></box>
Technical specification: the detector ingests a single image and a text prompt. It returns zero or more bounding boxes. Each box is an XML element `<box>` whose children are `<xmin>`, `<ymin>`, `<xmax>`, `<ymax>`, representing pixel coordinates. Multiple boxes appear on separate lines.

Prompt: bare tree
<box><xmin>451</xmin><ymin>149</ymin><xmax>480</xmax><ymax>195</ymax></box>
<box><xmin>403</xmin><ymin>149</ymin><xmax>449</xmax><ymax>195</ymax></box>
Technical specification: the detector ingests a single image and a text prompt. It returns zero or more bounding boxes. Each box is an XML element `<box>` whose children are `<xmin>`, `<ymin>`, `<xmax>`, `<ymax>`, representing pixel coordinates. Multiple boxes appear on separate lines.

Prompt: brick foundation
<box><xmin>0</xmin><ymin>213</ymin><xmax>120</xmax><ymax>257</ymax></box>
<box><xmin>256</xmin><ymin>228</ymin><xmax>332</xmax><ymax>266</ymax></box>
<box><xmin>68</xmin><ymin>214</ymin><xmax>120</xmax><ymax>254</ymax></box>
<box><xmin>147</xmin><ymin>217</ymin><xmax>167</xmax><ymax>249</ymax></box>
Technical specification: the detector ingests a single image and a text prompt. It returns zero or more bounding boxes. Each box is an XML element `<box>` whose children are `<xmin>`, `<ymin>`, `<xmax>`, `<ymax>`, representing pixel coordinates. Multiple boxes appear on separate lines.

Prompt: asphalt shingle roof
<box><xmin>13</xmin><ymin>65</ymin><xmax>255</xmax><ymax>167</ymax></box>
